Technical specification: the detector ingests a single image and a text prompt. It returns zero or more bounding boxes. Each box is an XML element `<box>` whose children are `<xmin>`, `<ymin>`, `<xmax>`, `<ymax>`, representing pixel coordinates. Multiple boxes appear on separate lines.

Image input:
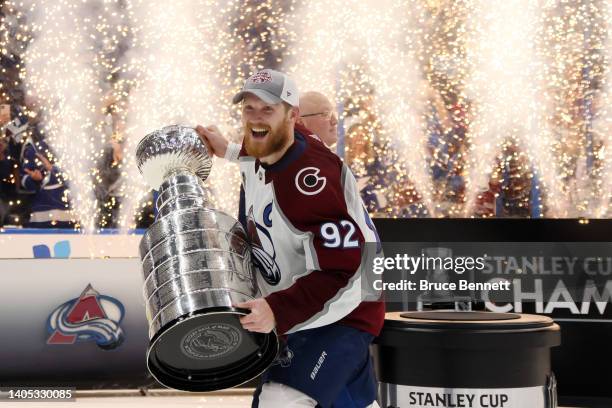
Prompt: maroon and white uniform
<box><xmin>232</xmin><ymin>124</ymin><xmax>384</xmax><ymax>336</ymax></box>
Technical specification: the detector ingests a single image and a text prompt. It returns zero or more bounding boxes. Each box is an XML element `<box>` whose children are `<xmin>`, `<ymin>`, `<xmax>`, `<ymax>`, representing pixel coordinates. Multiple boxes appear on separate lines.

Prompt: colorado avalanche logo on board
<box><xmin>250</xmin><ymin>71</ymin><xmax>272</xmax><ymax>84</ymax></box>
<box><xmin>46</xmin><ymin>284</ymin><xmax>125</xmax><ymax>350</ymax></box>
<box><xmin>295</xmin><ymin>167</ymin><xmax>326</xmax><ymax>196</ymax></box>
<box><xmin>247</xmin><ymin>204</ymin><xmax>281</xmax><ymax>285</ymax></box>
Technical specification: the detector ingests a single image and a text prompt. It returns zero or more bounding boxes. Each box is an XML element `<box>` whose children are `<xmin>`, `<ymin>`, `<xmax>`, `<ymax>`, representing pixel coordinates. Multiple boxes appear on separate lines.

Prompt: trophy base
<box><xmin>146</xmin><ymin>306</ymin><xmax>278</xmax><ymax>391</ymax></box>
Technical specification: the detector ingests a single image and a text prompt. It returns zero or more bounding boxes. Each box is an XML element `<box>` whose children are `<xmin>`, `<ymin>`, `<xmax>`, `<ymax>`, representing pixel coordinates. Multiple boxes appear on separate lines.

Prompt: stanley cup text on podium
<box><xmin>136</xmin><ymin>125</ymin><xmax>278</xmax><ymax>391</ymax></box>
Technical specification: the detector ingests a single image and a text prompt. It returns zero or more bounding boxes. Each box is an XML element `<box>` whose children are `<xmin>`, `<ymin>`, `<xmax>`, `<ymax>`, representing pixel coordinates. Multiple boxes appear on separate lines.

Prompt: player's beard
<box><xmin>243</xmin><ymin>116</ymin><xmax>292</xmax><ymax>159</ymax></box>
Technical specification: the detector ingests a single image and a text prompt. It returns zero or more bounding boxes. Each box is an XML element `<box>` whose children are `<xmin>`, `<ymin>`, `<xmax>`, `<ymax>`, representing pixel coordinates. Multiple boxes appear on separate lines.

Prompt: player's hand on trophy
<box><xmin>195</xmin><ymin>125</ymin><xmax>228</xmax><ymax>158</ymax></box>
<box><xmin>236</xmin><ymin>298</ymin><xmax>276</xmax><ymax>333</ymax></box>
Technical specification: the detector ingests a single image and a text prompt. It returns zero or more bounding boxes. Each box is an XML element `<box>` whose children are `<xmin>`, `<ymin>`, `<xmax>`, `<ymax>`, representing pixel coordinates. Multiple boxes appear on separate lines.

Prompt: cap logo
<box><xmin>250</xmin><ymin>72</ymin><xmax>272</xmax><ymax>84</ymax></box>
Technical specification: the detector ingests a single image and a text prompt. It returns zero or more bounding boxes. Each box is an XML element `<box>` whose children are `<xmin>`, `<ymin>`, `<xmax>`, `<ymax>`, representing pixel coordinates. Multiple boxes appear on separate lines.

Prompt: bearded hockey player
<box><xmin>197</xmin><ymin>69</ymin><xmax>384</xmax><ymax>408</ymax></box>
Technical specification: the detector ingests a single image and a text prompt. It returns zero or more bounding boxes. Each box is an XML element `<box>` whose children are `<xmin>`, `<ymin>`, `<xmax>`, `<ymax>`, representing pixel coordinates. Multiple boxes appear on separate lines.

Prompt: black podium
<box><xmin>372</xmin><ymin>218</ymin><xmax>612</xmax><ymax>407</ymax></box>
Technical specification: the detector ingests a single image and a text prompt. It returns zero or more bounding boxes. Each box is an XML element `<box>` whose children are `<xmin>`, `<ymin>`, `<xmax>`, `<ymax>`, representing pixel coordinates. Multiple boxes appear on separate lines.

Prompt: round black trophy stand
<box><xmin>147</xmin><ymin>307</ymin><xmax>278</xmax><ymax>391</ymax></box>
<box><xmin>373</xmin><ymin>311</ymin><xmax>561</xmax><ymax>408</ymax></box>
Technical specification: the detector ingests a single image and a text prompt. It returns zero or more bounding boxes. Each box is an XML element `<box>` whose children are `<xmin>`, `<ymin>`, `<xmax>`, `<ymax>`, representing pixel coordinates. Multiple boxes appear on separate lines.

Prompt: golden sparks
<box><xmin>0</xmin><ymin>0</ymin><xmax>610</xmax><ymax>230</ymax></box>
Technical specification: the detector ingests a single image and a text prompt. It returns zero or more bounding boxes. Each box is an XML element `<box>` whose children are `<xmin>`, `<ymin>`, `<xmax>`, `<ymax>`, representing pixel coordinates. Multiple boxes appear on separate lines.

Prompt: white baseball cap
<box><xmin>232</xmin><ymin>69</ymin><xmax>299</xmax><ymax>107</ymax></box>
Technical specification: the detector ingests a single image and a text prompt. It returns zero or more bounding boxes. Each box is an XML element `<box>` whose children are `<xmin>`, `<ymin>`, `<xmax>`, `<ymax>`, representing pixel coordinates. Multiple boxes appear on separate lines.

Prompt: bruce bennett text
<box><xmin>373</xmin><ymin>279</ymin><xmax>512</xmax><ymax>292</ymax></box>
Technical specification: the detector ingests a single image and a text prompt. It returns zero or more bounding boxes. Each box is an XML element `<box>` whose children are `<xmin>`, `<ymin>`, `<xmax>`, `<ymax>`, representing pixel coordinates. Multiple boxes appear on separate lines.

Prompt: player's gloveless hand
<box><xmin>36</xmin><ymin>153</ymin><xmax>53</xmax><ymax>172</ymax></box>
<box><xmin>24</xmin><ymin>168</ymin><xmax>43</xmax><ymax>182</ymax></box>
<box><xmin>236</xmin><ymin>298</ymin><xmax>276</xmax><ymax>333</ymax></box>
<box><xmin>195</xmin><ymin>125</ymin><xmax>228</xmax><ymax>158</ymax></box>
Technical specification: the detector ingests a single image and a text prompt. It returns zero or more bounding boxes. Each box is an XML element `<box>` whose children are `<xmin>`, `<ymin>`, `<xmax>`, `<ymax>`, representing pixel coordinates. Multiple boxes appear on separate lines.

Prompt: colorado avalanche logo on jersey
<box><xmin>247</xmin><ymin>204</ymin><xmax>281</xmax><ymax>285</ymax></box>
<box><xmin>46</xmin><ymin>284</ymin><xmax>125</xmax><ymax>350</ymax></box>
<box><xmin>295</xmin><ymin>167</ymin><xmax>326</xmax><ymax>196</ymax></box>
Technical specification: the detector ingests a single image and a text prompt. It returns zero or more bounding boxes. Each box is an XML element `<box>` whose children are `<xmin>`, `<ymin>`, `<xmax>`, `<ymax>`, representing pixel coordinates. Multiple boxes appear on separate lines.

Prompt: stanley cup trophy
<box><xmin>136</xmin><ymin>125</ymin><xmax>279</xmax><ymax>391</ymax></box>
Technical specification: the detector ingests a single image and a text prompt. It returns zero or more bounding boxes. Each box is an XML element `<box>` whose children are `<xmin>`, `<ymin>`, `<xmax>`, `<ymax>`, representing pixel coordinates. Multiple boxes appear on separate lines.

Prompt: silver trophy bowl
<box><xmin>137</xmin><ymin>125</ymin><xmax>278</xmax><ymax>391</ymax></box>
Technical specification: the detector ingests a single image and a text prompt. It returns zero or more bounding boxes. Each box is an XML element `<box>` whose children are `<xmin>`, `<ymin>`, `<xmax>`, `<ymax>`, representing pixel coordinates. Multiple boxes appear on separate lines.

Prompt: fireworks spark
<box><xmin>0</xmin><ymin>0</ymin><xmax>610</xmax><ymax>226</ymax></box>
